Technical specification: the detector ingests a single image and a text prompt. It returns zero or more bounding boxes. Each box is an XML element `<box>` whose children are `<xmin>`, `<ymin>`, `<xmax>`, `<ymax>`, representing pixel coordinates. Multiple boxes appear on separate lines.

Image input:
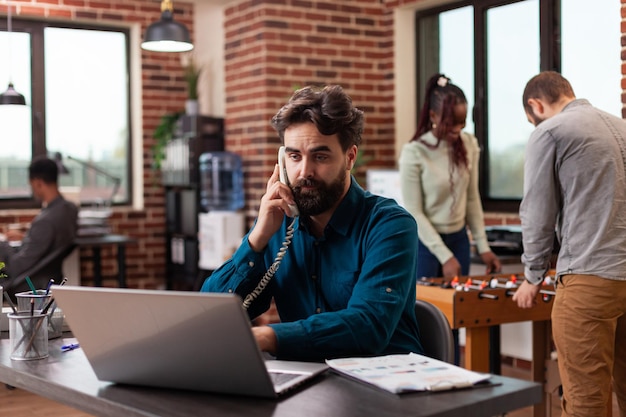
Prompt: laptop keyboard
<box><xmin>269</xmin><ymin>372</ymin><xmax>301</xmax><ymax>386</ymax></box>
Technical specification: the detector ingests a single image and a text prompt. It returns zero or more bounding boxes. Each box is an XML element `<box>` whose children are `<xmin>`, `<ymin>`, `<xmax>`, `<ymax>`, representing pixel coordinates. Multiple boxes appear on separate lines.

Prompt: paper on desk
<box><xmin>326</xmin><ymin>353</ymin><xmax>491</xmax><ymax>394</ymax></box>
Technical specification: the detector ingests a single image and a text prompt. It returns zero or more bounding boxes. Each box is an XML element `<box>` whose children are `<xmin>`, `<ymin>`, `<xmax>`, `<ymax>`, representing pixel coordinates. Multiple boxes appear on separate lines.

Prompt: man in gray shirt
<box><xmin>513</xmin><ymin>71</ymin><xmax>626</xmax><ymax>416</ymax></box>
<box><xmin>1</xmin><ymin>157</ymin><xmax>78</xmax><ymax>298</ymax></box>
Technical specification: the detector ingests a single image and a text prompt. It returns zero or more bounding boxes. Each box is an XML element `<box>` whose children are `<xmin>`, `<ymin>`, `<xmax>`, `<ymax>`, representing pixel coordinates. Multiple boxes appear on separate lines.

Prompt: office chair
<box><xmin>414</xmin><ymin>299</ymin><xmax>455</xmax><ymax>363</ymax></box>
<box><xmin>4</xmin><ymin>242</ymin><xmax>78</xmax><ymax>296</ymax></box>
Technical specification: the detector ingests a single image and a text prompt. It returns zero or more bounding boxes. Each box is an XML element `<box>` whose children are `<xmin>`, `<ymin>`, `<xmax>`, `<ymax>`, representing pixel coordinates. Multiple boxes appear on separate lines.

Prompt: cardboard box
<box><xmin>198</xmin><ymin>211</ymin><xmax>245</xmax><ymax>270</ymax></box>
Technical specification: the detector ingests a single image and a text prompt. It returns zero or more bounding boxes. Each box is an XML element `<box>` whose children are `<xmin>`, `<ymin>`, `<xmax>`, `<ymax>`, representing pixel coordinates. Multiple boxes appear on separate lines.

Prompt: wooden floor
<box><xmin>0</xmin><ymin>384</ymin><xmax>94</xmax><ymax>417</ymax></box>
<box><xmin>0</xmin><ymin>365</ymin><xmax>620</xmax><ymax>417</ymax></box>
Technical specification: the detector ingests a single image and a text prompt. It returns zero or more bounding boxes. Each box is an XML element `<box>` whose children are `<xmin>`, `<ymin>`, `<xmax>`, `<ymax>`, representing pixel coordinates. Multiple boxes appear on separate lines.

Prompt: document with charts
<box><xmin>326</xmin><ymin>353</ymin><xmax>491</xmax><ymax>394</ymax></box>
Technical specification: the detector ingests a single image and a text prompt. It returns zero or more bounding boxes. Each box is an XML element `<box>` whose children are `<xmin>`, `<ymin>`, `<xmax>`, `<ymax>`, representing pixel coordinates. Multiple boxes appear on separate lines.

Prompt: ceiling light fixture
<box><xmin>0</xmin><ymin>2</ymin><xmax>26</xmax><ymax>105</ymax></box>
<box><xmin>141</xmin><ymin>0</ymin><xmax>193</xmax><ymax>53</ymax></box>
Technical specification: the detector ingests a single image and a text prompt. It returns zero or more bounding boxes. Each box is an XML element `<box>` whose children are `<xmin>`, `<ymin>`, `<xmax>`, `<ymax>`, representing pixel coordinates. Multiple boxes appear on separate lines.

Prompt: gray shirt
<box><xmin>520</xmin><ymin>99</ymin><xmax>626</xmax><ymax>284</ymax></box>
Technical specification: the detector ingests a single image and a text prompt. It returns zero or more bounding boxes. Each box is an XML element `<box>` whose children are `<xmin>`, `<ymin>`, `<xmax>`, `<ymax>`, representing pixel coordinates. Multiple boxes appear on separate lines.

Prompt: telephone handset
<box><xmin>241</xmin><ymin>147</ymin><xmax>298</xmax><ymax>310</ymax></box>
<box><xmin>278</xmin><ymin>146</ymin><xmax>300</xmax><ymax>217</ymax></box>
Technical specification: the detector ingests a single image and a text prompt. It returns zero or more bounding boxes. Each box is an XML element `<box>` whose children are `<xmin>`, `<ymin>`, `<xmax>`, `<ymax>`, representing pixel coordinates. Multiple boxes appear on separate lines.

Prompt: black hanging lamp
<box><xmin>141</xmin><ymin>0</ymin><xmax>193</xmax><ymax>53</ymax></box>
<box><xmin>0</xmin><ymin>3</ymin><xmax>26</xmax><ymax>106</ymax></box>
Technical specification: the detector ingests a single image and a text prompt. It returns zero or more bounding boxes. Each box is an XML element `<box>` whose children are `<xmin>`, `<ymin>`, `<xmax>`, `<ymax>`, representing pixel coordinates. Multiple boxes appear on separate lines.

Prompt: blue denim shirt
<box><xmin>201</xmin><ymin>179</ymin><xmax>423</xmax><ymax>361</ymax></box>
<box><xmin>520</xmin><ymin>99</ymin><xmax>626</xmax><ymax>283</ymax></box>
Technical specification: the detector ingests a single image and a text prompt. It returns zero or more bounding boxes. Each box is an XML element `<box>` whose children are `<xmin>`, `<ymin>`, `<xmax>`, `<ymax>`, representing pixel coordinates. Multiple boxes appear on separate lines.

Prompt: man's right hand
<box><xmin>5</xmin><ymin>230</ymin><xmax>24</xmax><ymax>242</ymax></box>
<box><xmin>248</xmin><ymin>164</ymin><xmax>297</xmax><ymax>252</ymax></box>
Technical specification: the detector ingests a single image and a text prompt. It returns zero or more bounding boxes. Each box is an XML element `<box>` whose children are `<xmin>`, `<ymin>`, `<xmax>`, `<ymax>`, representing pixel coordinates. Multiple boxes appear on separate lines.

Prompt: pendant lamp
<box><xmin>0</xmin><ymin>3</ymin><xmax>26</xmax><ymax>106</ymax></box>
<box><xmin>141</xmin><ymin>0</ymin><xmax>193</xmax><ymax>53</ymax></box>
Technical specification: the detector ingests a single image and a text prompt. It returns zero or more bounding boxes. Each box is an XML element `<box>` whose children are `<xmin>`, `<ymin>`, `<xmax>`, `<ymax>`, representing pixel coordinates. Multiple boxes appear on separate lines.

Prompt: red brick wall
<box><xmin>223</xmin><ymin>0</ymin><xmax>396</xmax><ymax>222</ymax></box>
<box><xmin>0</xmin><ymin>0</ymin><xmax>195</xmax><ymax>289</ymax></box>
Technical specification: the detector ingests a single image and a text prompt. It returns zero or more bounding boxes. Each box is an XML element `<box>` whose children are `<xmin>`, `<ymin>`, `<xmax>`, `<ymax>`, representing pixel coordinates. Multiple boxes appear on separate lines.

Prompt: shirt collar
<box><xmin>562</xmin><ymin>98</ymin><xmax>590</xmax><ymax>112</ymax></box>
<box><xmin>42</xmin><ymin>195</ymin><xmax>64</xmax><ymax>210</ymax></box>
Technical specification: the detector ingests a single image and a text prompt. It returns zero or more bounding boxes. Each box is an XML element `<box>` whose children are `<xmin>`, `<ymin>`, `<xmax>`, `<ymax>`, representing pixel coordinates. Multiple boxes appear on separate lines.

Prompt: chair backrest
<box><xmin>6</xmin><ymin>243</ymin><xmax>78</xmax><ymax>294</ymax></box>
<box><xmin>414</xmin><ymin>299</ymin><xmax>454</xmax><ymax>363</ymax></box>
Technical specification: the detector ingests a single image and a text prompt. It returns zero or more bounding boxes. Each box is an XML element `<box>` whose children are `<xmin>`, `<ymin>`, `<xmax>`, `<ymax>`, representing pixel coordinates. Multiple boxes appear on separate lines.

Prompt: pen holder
<box><xmin>15</xmin><ymin>290</ymin><xmax>63</xmax><ymax>339</ymax></box>
<box><xmin>8</xmin><ymin>311</ymin><xmax>49</xmax><ymax>360</ymax></box>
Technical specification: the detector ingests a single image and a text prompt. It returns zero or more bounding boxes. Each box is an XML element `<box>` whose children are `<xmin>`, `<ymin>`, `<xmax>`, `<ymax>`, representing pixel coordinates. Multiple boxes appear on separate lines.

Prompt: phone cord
<box><xmin>242</xmin><ymin>217</ymin><xmax>297</xmax><ymax>310</ymax></box>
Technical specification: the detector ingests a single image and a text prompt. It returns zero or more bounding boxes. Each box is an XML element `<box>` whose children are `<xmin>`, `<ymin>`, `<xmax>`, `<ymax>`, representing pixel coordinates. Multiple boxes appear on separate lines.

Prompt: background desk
<box><xmin>0</xmin><ymin>337</ymin><xmax>541</xmax><ymax>417</ymax></box>
<box><xmin>75</xmin><ymin>235</ymin><xmax>137</xmax><ymax>287</ymax></box>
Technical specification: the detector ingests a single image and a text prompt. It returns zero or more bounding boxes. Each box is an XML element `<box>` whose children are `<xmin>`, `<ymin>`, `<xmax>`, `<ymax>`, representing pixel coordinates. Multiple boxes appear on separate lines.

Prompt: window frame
<box><xmin>0</xmin><ymin>18</ymin><xmax>133</xmax><ymax>210</ymax></box>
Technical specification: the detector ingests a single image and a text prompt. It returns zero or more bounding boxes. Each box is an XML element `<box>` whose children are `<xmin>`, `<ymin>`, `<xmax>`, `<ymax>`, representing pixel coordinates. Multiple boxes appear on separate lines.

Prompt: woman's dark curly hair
<box><xmin>412</xmin><ymin>73</ymin><xmax>468</xmax><ymax>170</ymax></box>
<box><xmin>271</xmin><ymin>85</ymin><xmax>364</xmax><ymax>151</ymax></box>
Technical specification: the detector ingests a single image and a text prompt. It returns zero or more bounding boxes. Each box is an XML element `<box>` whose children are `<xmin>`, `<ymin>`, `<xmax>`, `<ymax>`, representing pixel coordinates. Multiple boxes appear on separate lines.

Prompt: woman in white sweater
<box><xmin>399</xmin><ymin>74</ymin><xmax>500</xmax><ymax>280</ymax></box>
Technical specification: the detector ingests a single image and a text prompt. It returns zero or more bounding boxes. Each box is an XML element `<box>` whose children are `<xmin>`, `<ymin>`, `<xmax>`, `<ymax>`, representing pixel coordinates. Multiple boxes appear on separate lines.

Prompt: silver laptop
<box><xmin>52</xmin><ymin>286</ymin><xmax>328</xmax><ymax>398</ymax></box>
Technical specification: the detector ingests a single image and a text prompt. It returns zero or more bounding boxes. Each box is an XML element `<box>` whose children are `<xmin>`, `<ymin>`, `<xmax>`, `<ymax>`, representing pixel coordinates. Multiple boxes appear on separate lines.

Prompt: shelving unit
<box><xmin>162</xmin><ymin>115</ymin><xmax>224</xmax><ymax>291</ymax></box>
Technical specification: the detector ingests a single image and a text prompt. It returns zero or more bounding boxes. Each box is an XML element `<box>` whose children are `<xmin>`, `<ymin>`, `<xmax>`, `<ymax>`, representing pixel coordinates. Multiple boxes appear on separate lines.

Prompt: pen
<box><xmin>25</xmin><ymin>276</ymin><xmax>37</xmax><ymax>294</ymax></box>
<box><xmin>61</xmin><ymin>343</ymin><xmax>80</xmax><ymax>352</ymax></box>
<box><xmin>3</xmin><ymin>291</ymin><xmax>17</xmax><ymax>314</ymax></box>
<box><xmin>45</xmin><ymin>279</ymin><xmax>55</xmax><ymax>295</ymax></box>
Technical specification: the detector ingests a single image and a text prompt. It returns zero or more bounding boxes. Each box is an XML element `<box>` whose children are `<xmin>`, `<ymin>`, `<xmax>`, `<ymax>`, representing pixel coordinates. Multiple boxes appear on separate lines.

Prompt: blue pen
<box><xmin>61</xmin><ymin>343</ymin><xmax>80</xmax><ymax>352</ymax></box>
<box><xmin>45</xmin><ymin>279</ymin><xmax>55</xmax><ymax>295</ymax></box>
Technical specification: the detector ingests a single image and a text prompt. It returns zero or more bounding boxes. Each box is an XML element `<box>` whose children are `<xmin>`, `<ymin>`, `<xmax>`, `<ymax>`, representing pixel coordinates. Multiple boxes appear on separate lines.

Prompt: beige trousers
<box><xmin>552</xmin><ymin>274</ymin><xmax>626</xmax><ymax>417</ymax></box>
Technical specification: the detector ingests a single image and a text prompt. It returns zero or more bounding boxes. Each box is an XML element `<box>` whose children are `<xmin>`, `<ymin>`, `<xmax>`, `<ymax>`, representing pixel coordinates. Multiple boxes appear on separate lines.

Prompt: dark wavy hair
<box><xmin>29</xmin><ymin>156</ymin><xmax>59</xmax><ymax>184</ymax></box>
<box><xmin>271</xmin><ymin>85</ymin><xmax>364</xmax><ymax>151</ymax></box>
<box><xmin>412</xmin><ymin>73</ymin><xmax>468</xmax><ymax>169</ymax></box>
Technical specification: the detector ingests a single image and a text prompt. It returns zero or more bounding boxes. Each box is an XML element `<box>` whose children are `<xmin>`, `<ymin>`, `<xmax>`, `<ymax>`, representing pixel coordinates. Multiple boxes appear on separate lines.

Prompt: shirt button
<box><xmin>316</xmin><ymin>308</ymin><xmax>321</xmax><ymax>313</ymax></box>
<box><xmin>248</xmin><ymin>261</ymin><xmax>254</xmax><ymax>267</ymax></box>
<box><xmin>385</xmin><ymin>287</ymin><xmax>392</xmax><ymax>293</ymax></box>
<box><xmin>228</xmin><ymin>289</ymin><xmax>233</xmax><ymax>293</ymax></box>
<box><xmin>311</xmin><ymin>275</ymin><xmax>317</xmax><ymax>281</ymax></box>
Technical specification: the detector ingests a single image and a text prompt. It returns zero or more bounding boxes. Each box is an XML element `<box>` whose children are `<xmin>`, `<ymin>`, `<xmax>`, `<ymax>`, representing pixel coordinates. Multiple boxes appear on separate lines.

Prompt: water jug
<box><xmin>199</xmin><ymin>151</ymin><xmax>244</xmax><ymax>211</ymax></box>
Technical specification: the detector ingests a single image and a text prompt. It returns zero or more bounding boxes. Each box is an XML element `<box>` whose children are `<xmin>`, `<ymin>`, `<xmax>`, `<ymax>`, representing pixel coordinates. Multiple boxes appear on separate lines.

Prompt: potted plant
<box><xmin>181</xmin><ymin>52</ymin><xmax>201</xmax><ymax>115</ymax></box>
<box><xmin>152</xmin><ymin>111</ymin><xmax>183</xmax><ymax>171</ymax></box>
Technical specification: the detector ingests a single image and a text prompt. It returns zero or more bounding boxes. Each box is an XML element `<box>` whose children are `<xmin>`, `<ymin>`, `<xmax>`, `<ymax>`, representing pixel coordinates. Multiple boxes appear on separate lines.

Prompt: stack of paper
<box><xmin>326</xmin><ymin>353</ymin><xmax>491</xmax><ymax>394</ymax></box>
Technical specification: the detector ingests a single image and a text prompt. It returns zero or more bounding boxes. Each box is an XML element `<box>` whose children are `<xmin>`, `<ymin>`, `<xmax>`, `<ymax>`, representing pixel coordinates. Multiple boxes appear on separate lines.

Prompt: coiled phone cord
<box><xmin>242</xmin><ymin>217</ymin><xmax>297</xmax><ymax>310</ymax></box>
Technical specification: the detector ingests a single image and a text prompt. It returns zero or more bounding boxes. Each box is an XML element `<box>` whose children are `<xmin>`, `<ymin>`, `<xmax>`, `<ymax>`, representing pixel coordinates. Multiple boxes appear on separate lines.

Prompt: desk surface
<box><xmin>74</xmin><ymin>234</ymin><xmax>137</xmax><ymax>246</ymax></box>
<box><xmin>0</xmin><ymin>336</ymin><xmax>542</xmax><ymax>417</ymax></box>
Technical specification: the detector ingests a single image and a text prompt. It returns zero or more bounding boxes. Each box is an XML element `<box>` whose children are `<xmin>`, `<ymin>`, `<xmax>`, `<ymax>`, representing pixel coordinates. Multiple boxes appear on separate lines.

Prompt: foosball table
<box><xmin>416</xmin><ymin>272</ymin><xmax>556</xmax><ymax>417</ymax></box>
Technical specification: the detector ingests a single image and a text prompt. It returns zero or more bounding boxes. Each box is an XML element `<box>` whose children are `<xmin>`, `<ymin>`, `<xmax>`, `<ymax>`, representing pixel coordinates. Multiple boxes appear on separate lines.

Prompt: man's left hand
<box><xmin>252</xmin><ymin>325</ymin><xmax>278</xmax><ymax>355</ymax></box>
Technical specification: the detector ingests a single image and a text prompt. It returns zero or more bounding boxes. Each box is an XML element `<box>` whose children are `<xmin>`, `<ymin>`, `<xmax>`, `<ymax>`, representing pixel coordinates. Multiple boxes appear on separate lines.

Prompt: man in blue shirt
<box><xmin>201</xmin><ymin>85</ymin><xmax>423</xmax><ymax>361</ymax></box>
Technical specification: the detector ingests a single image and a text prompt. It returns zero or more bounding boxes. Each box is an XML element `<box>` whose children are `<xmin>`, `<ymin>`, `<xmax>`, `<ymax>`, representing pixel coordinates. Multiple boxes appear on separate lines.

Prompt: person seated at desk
<box><xmin>201</xmin><ymin>85</ymin><xmax>424</xmax><ymax>361</ymax></box>
<box><xmin>0</xmin><ymin>157</ymin><xmax>78</xmax><ymax>298</ymax></box>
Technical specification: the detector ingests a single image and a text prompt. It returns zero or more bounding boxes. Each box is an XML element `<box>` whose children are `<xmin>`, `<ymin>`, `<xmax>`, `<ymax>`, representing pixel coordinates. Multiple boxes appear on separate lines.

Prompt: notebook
<box><xmin>52</xmin><ymin>286</ymin><xmax>328</xmax><ymax>398</ymax></box>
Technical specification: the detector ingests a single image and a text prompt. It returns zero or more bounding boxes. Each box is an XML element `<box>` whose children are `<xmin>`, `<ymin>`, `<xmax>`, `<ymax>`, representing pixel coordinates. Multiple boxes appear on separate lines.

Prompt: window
<box><xmin>416</xmin><ymin>0</ymin><xmax>621</xmax><ymax>211</ymax></box>
<box><xmin>0</xmin><ymin>20</ymin><xmax>131</xmax><ymax>208</ymax></box>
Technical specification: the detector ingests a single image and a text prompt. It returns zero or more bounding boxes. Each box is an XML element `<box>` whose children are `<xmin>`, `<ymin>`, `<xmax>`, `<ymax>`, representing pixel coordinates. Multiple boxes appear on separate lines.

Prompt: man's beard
<box><xmin>291</xmin><ymin>171</ymin><xmax>347</xmax><ymax>217</ymax></box>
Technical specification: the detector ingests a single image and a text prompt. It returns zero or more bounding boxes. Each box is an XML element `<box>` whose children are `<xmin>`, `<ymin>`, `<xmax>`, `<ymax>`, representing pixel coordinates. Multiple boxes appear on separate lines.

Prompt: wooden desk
<box><xmin>75</xmin><ymin>235</ymin><xmax>137</xmax><ymax>287</ymax></box>
<box><xmin>0</xmin><ymin>337</ymin><xmax>542</xmax><ymax>417</ymax></box>
<box><xmin>416</xmin><ymin>272</ymin><xmax>554</xmax><ymax>417</ymax></box>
